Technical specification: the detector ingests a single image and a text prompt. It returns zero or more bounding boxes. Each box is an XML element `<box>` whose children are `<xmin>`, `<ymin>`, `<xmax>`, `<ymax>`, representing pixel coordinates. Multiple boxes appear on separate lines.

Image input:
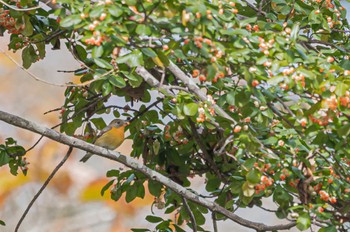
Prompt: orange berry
<box><xmin>233</xmin><ymin>125</ymin><xmax>242</xmax><ymax>133</ymax></box>
<box><xmin>192</xmin><ymin>69</ymin><xmax>200</xmax><ymax>77</ymax></box>
<box><xmin>252</xmin><ymin>80</ymin><xmax>259</xmax><ymax>87</ymax></box>
<box><xmin>99</xmin><ymin>12</ymin><xmax>107</xmax><ymax>21</ymax></box>
<box><xmin>327</xmin><ymin>56</ymin><xmax>334</xmax><ymax>63</ymax></box>
<box><xmin>280</xmin><ymin>174</ymin><xmax>286</xmax><ymax>181</ymax></box>
<box><xmin>199</xmin><ymin>75</ymin><xmax>206</xmax><ymax>82</ymax></box>
<box><xmin>329</xmin><ymin>197</ymin><xmax>337</xmax><ymax>204</ymax></box>
<box><xmin>162</xmin><ymin>45</ymin><xmax>169</xmax><ymax>51</ymax></box>
<box><xmin>232</xmin><ymin>8</ymin><xmax>238</xmax><ymax>14</ymax></box>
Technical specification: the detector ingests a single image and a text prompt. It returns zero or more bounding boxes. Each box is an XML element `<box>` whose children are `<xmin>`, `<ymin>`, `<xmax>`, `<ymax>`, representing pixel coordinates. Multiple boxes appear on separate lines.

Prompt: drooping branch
<box><xmin>15</xmin><ymin>146</ymin><xmax>73</xmax><ymax>232</ymax></box>
<box><xmin>0</xmin><ymin>110</ymin><xmax>296</xmax><ymax>231</ymax></box>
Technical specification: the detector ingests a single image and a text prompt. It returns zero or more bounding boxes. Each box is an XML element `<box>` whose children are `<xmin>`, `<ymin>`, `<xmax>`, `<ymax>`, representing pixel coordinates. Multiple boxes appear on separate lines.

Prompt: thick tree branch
<box><xmin>0</xmin><ymin>110</ymin><xmax>296</xmax><ymax>231</ymax></box>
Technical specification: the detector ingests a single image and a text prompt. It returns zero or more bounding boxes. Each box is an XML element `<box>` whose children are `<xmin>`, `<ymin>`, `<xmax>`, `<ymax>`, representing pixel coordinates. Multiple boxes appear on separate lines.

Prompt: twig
<box><xmin>163</xmin><ymin>85</ymin><xmax>189</xmax><ymax>92</ymax></box>
<box><xmin>182</xmin><ymin>197</ymin><xmax>197</xmax><ymax>232</ymax></box>
<box><xmin>188</xmin><ymin>119</ymin><xmax>226</xmax><ymax>182</ymax></box>
<box><xmin>0</xmin><ymin>109</ymin><xmax>297</xmax><ymax>231</ymax></box>
<box><xmin>241</xmin><ymin>0</ymin><xmax>266</xmax><ymax>16</ymax></box>
<box><xmin>266</xmin><ymin>102</ymin><xmax>303</xmax><ymax>136</ymax></box>
<box><xmin>275</xmin><ymin>97</ymin><xmax>295</xmax><ymax>117</ymax></box>
<box><xmin>0</xmin><ymin>0</ymin><xmax>52</xmax><ymax>11</ymax></box>
<box><xmin>212</xmin><ymin>212</ymin><xmax>218</xmax><ymax>232</ymax></box>
<box><xmin>0</xmin><ymin>48</ymin><xmax>99</xmax><ymax>87</ymax></box>
<box><xmin>129</xmin><ymin>98</ymin><xmax>163</xmax><ymax>122</ymax></box>
<box><xmin>256</xmin><ymin>205</ymin><xmax>278</xmax><ymax>213</ymax></box>
<box><xmin>14</xmin><ymin>146</ymin><xmax>73</xmax><ymax>232</ymax></box>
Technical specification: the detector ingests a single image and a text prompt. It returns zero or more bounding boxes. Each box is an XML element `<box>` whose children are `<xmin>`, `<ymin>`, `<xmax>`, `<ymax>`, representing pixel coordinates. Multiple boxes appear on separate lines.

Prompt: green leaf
<box><xmin>137</xmin><ymin>182</ymin><xmax>145</xmax><ymax>198</ymax></box>
<box><xmin>0</xmin><ymin>220</ymin><xmax>5</xmax><ymax>226</ymax></box>
<box><xmin>183</xmin><ymin>103</ymin><xmax>198</xmax><ymax>116</ymax></box>
<box><xmin>206</xmin><ymin>176</ymin><xmax>221</xmax><ymax>192</ymax></box>
<box><xmin>242</xmin><ymin>181</ymin><xmax>255</xmax><ymax>197</ymax></box>
<box><xmin>106</xmin><ymin>169</ymin><xmax>120</xmax><ymax>177</ymax></box>
<box><xmin>101</xmin><ymin>180</ymin><xmax>114</xmax><ymax>196</ymax></box>
<box><xmin>125</xmin><ymin>186</ymin><xmax>138</xmax><ymax>203</ymax></box>
<box><xmin>145</xmin><ymin>215</ymin><xmax>163</xmax><ymax>223</ymax></box>
<box><xmin>116</xmin><ymin>50</ymin><xmax>144</xmax><ymax>67</ymax></box>
<box><xmin>148</xmin><ymin>179</ymin><xmax>163</xmax><ymax>196</ymax></box>
<box><xmin>125</xmin><ymin>0</ymin><xmax>137</xmax><ymax>5</ymax></box>
<box><xmin>226</xmin><ymin>92</ymin><xmax>235</xmax><ymax>105</ymax></box>
<box><xmin>337</xmin><ymin>123</ymin><xmax>350</xmax><ymax>137</ymax></box>
<box><xmin>273</xmin><ymin>186</ymin><xmax>292</xmax><ymax>208</ymax></box>
<box><xmin>22</xmin><ymin>45</ymin><xmax>36</xmax><ymax>69</ymax></box>
<box><xmin>90</xmin><ymin>118</ymin><xmax>107</xmax><ymax>130</ymax></box>
<box><xmin>60</xmin><ymin>15</ymin><xmax>82</xmax><ymax>28</ymax></box>
<box><xmin>339</xmin><ymin>60</ymin><xmax>350</xmax><ymax>70</ymax></box>
<box><xmin>246</xmin><ymin>169</ymin><xmax>261</xmax><ymax>184</ymax></box>
<box><xmin>318</xmin><ymin>226</ymin><xmax>337</xmax><ymax>232</ymax></box>
<box><xmin>74</xmin><ymin>45</ymin><xmax>87</xmax><ymax>61</ymax></box>
<box><xmin>89</xmin><ymin>5</ymin><xmax>104</xmax><ymax>18</ymax></box>
<box><xmin>108</xmin><ymin>75</ymin><xmax>126</xmax><ymax>88</ymax></box>
<box><xmin>108</xmin><ymin>6</ymin><xmax>123</xmax><ymax>17</ymax></box>
<box><xmin>92</xmin><ymin>46</ymin><xmax>104</xmax><ymax>58</ymax></box>
<box><xmin>296</xmin><ymin>212</ymin><xmax>311</xmax><ymax>231</ymax></box>
<box><xmin>335</xmin><ymin>82</ymin><xmax>348</xmax><ymax>96</ymax></box>
<box><xmin>22</xmin><ymin>15</ymin><xmax>33</xmax><ymax>36</ymax></box>
<box><xmin>141</xmin><ymin>48</ymin><xmax>157</xmax><ymax>58</ymax></box>
<box><xmin>156</xmin><ymin>50</ymin><xmax>170</xmax><ymax>67</ymax></box>
<box><xmin>0</xmin><ymin>151</ymin><xmax>10</xmax><ymax>167</ymax></box>
<box><xmin>111</xmin><ymin>187</ymin><xmax>122</xmax><ymax>201</ymax></box>
<box><xmin>94</xmin><ymin>58</ymin><xmax>113</xmax><ymax>69</ymax></box>
<box><xmin>103</xmin><ymin>81</ymin><xmax>112</xmax><ymax>95</ymax></box>
<box><xmin>131</xmin><ymin>229</ymin><xmax>150</xmax><ymax>232</ymax></box>
<box><xmin>136</xmin><ymin>24</ymin><xmax>151</xmax><ymax>36</ymax></box>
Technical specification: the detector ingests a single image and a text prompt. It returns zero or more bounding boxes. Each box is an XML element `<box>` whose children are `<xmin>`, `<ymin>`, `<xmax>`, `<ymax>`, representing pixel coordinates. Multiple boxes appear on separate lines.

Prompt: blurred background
<box><xmin>2</xmin><ymin>2</ymin><xmax>350</xmax><ymax>230</ymax></box>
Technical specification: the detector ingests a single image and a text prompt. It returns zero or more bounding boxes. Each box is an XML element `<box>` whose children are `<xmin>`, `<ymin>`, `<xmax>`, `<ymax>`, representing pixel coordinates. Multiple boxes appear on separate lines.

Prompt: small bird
<box><xmin>80</xmin><ymin>119</ymin><xmax>128</xmax><ymax>162</ymax></box>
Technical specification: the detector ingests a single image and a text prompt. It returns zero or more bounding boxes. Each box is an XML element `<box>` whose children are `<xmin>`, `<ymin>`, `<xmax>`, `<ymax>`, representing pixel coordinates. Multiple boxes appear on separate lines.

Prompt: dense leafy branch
<box><xmin>0</xmin><ymin>109</ymin><xmax>296</xmax><ymax>231</ymax></box>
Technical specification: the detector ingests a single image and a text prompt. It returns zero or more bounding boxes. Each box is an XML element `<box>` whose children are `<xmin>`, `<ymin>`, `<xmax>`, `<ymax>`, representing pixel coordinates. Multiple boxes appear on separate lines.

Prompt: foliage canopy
<box><xmin>1</xmin><ymin>0</ymin><xmax>350</xmax><ymax>231</ymax></box>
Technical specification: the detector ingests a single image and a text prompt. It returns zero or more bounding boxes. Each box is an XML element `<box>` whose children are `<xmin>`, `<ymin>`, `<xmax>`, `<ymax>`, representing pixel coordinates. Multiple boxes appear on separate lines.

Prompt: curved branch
<box><xmin>15</xmin><ymin>146</ymin><xmax>73</xmax><ymax>232</ymax></box>
<box><xmin>0</xmin><ymin>110</ymin><xmax>296</xmax><ymax>231</ymax></box>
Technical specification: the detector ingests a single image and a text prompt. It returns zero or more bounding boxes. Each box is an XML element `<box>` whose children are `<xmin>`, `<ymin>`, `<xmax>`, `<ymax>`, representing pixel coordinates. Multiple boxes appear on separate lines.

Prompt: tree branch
<box><xmin>167</xmin><ymin>61</ymin><xmax>236</xmax><ymax>124</ymax></box>
<box><xmin>15</xmin><ymin>146</ymin><xmax>73</xmax><ymax>232</ymax></box>
<box><xmin>182</xmin><ymin>197</ymin><xmax>197</xmax><ymax>232</ymax></box>
<box><xmin>0</xmin><ymin>110</ymin><xmax>296</xmax><ymax>231</ymax></box>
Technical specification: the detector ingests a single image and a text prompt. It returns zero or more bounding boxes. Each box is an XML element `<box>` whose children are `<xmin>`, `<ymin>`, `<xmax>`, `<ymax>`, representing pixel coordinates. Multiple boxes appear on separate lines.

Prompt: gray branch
<box><xmin>167</xmin><ymin>61</ymin><xmax>236</xmax><ymax>123</ymax></box>
<box><xmin>0</xmin><ymin>110</ymin><xmax>296</xmax><ymax>231</ymax></box>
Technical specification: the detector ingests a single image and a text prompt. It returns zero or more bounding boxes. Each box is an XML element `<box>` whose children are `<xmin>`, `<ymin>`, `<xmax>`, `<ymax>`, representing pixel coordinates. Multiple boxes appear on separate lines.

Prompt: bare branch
<box><xmin>0</xmin><ymin>0</ymin><xmax>52</xmax><ymax>11</ymax></box>
<box><xmin>212</xmin><ymin>212</ymin><xmax>218</xmax><ymax>232</ymax></box>
<box><xmin>15</xmin><ymin>146</ymin><xmax>73</xmax><ymax>232</ymax></box>
<box><xmin>0</xmin><ymin>48</ymin><xmax>100</xmax><ymax>87</ymax></box>
<box><xmin>0</xmin><ymin>110</ymin><xmax>296</xmax><ymax>231</ymax></box>
<box><xmin>182</xmin><ymin>197</ymin><xmax>197</xmax><ymax>232</ymax></box>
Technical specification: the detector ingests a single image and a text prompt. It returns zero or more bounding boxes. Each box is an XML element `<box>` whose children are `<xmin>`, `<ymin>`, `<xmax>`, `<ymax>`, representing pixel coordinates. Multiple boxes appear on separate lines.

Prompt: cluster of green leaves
<box><xmin>2</xmin><ymin>0</ymin><xmax>350</xmax><ymax>230</ymax></box>
<box><xmin>0</xmin><ymin>138</ymin><xmax>27</xmax><ymax>176</ymax></box>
